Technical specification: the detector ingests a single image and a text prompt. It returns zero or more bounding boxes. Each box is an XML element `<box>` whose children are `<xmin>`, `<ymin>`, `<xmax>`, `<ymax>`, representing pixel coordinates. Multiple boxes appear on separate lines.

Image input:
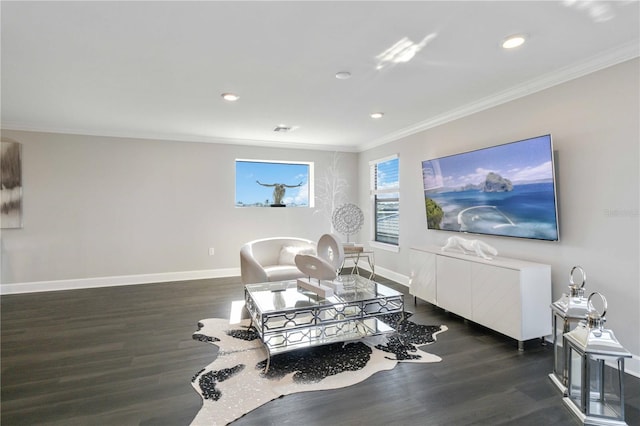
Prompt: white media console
<box><xmin>409</xmin><ymin>246</ymin><xmax>552</xmax><ymax>350</ymax></box>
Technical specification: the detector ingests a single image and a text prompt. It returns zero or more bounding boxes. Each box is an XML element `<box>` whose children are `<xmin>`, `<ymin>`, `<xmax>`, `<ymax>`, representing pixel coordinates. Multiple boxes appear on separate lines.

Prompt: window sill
<box><xmin>369</xmin><ymin>241</ymin><xmax>400</xmax><ymax>253</ymax></box>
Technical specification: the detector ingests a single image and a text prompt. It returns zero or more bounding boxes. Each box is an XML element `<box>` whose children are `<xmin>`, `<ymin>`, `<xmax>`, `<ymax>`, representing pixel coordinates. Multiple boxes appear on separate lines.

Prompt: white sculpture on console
<box><xmin>441</xmin><ymin>236</ymin><xmax>498</xmax><ymax>260</ymax></box>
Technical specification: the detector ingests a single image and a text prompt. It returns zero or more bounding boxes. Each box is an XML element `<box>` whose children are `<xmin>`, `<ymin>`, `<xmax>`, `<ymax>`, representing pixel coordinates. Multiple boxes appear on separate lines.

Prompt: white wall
<box><xmin>358</xmin><ymin>58</ymin><xmax>640</xmax><ymax>373</ymax></box>
<box><xmin>0</xmin><ymin>131</ymin><xmax>358</xmax><ymax>286</ymax></box>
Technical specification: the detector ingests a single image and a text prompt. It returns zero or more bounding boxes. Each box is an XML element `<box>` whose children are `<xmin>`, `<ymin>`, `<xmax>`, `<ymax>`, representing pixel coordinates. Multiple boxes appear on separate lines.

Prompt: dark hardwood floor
<box><xmin>2</xmin><ymin>275</ymin><xmax>638</xmax><ymax>425</ymax></box>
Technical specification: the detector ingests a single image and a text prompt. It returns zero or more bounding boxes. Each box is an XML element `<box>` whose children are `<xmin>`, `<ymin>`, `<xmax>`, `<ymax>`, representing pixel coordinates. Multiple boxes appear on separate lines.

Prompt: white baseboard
<box><xmin>345</xmin><ymin>261</ymin><xmax>409</xmax><ymax>287</ymax></box>
<box><xmin>0</xmin><ymin>268</ymin><xmax>241</xmax><ymax>295</ymax></box>
<box><xmin>627</xmin><ymin>356</ymin><xmax>640</xmax><ymax>379</ymax></box>
<box><xmin>374</xmin><ymin>266</ymin><xmax>410</xmax><ymax>287</ymax></box>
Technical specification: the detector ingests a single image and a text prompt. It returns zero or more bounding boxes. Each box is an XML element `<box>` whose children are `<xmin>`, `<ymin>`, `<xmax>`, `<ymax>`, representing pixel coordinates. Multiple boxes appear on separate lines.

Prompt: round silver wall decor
<box><xmin>332</xmin><ymin>203</ymin><xmax>364</xmax><ymax>242</ymax></box>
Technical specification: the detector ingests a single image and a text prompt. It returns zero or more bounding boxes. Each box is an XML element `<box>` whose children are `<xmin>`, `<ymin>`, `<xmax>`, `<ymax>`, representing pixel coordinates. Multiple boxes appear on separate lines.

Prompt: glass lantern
<box><xmin>549</xmin><ymin>266</ymin><xmax>590</xmax><ymax>393</ymax></box>
<box><xmin>563</xmin><ymin>292</ymin><xmax>632</xmax><ymax>426</ymax></box>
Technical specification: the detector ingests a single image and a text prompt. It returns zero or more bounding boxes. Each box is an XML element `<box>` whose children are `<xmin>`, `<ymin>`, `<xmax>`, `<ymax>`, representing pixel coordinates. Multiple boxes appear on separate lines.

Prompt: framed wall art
<box><xmin>1</xmin><ymin>140</ymin><xmax>23</xmax><ymax>228</ymax></box>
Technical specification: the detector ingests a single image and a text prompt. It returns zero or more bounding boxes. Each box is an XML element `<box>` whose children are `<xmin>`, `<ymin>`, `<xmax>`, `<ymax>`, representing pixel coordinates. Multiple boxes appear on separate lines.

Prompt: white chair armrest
<box><xmin>240</xmin><ymin>244</ymin><xmax>268</xmax><ymax>284</ymax></box>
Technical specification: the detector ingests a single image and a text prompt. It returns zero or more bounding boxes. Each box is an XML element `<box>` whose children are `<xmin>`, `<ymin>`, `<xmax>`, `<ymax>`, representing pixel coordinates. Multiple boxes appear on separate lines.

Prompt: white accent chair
<box><xmin>240</xmin><ymin>237</ymin><xmax>316</xmax><ymax>284</ymax></box>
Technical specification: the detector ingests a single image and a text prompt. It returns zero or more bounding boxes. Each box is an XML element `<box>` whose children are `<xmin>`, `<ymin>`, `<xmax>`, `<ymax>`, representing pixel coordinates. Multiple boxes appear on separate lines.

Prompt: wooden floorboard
<box><xmin>2</xmin><ymin>276</ymin><xmax>639</xmax><ymax>425</ymax></box>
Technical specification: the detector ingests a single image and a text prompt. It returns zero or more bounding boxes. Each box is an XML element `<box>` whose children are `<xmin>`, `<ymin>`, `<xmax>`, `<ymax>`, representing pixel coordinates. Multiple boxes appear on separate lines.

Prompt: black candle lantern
<box><xmin>563</xmin><ymin>292</ymin><xmax>632</xmax><ymax>426</ymax></box>
<box><xmin>549</xmin><ymin>266</ymin><xmax>590</xmax><ymax>393</ymax></box>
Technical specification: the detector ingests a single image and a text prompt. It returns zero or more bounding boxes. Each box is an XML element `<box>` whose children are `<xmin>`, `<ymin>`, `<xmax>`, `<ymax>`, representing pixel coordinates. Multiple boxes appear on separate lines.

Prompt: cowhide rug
<box><xmin>190</xmin><ymin>312</ymin><xmax>446</xmax><ymax>426</ymax></box>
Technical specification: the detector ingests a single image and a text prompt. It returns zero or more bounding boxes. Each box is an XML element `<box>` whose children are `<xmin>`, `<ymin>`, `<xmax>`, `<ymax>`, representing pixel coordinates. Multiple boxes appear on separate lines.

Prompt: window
<box><xmin>370</xmin><ymin>155</ymin><xmax>399</xmax><ymax>246</ymax></box>
<box><xmin>235</xmin><ymin>160</ymin><xmax>313</xmax><ymax>207</ymax></box>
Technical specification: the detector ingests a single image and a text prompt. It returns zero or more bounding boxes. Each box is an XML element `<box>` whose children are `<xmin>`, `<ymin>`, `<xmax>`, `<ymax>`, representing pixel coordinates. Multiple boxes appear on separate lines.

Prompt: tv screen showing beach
<box><xmin>422</xmin><ymin>135</ymin><xmax>559</xmax><ymax>241</ymax></box>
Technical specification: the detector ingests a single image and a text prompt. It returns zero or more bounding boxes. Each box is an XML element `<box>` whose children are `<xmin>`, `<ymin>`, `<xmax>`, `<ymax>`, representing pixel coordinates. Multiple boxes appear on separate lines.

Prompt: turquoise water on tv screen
<box><xmin>427</xmin><ymin>182</ymin><xmax>559</xmax><ymax>241</ymax></box>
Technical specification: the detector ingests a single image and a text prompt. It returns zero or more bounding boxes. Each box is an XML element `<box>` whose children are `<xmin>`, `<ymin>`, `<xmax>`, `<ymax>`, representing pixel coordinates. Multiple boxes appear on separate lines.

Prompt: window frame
<box><xmin>369</xmin><ymin>154</ymin><xmax>400</xmax><ymax>252</ymax></box>
<box><xmin>235</xmin><ymin>159</ymin><xmax>314</xmax><ymax>208</ymax></box>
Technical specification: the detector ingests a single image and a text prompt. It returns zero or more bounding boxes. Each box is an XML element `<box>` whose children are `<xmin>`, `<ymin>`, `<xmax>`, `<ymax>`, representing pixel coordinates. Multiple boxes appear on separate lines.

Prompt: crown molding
<box><xmin>0</xmin><ymin>124</ymin><xmax>359</xmax><ymax>153</ymax></box>
<box><xmin>358</xmin><ymin>41</ymin><xmax>639</xmax><ymax>152</ymax></box>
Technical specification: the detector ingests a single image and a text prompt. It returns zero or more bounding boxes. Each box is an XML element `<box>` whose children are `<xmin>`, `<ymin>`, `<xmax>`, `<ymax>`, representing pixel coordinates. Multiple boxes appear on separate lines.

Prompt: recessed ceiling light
<box><xmin>370</xmin><ymin>112</ymin><xmax>384</xmax><ymax>119</ymax></box>
<box><xmin>502</xmin><ymin>35</ymin><xmax>526</xmax><ymax>49</ymax></box>
<box><xmin>335</xmin><ymin>71</ymin><xmax>352</xmax><ymax>80</ymax></box>
<box><xmin>221</xmin><ymin>93</ymin><xmax>240</xmax><ymax>101</ymax></box>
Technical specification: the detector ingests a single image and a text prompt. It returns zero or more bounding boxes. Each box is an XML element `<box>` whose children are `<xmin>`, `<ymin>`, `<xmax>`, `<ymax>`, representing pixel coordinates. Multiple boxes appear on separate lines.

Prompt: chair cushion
<box><xmin>278</xmin><ymin>245</ymin><xmax>316</xmax><ymax>265</ymax></box>
<box><xmin>264</xmin><ymin>265</ymin><xmax>306</xmax><ymax>282</ymax></box>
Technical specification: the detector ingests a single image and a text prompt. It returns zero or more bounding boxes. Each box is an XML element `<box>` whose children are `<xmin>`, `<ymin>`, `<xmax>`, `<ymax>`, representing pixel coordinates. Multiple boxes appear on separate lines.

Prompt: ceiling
<box><xmin>2</xmin><ymin>1</ymin><xmax>639</xmax><ymax>152</ymax></box>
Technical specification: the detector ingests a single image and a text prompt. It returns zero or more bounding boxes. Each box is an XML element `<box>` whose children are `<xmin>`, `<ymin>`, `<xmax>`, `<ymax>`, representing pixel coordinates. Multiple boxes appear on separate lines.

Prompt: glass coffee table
<box><xmin>244</xmin><ymin>275</ymin><xmax>404</xmax><ymax>371</ymax></box>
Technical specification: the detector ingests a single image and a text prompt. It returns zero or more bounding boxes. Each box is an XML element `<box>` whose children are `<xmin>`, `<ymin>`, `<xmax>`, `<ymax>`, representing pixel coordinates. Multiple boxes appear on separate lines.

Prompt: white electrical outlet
<box><xmin>208</xmin><ymin>248</ymin><xmax>215</xmax><ymax>256</ymax></box>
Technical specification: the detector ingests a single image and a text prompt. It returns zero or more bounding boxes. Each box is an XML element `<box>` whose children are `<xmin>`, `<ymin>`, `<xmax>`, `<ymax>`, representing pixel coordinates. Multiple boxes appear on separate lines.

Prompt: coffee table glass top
<box><xmin>244</xmin><ymin>275</ymin><xmax>402</xmax><ymax>313</ymax></box>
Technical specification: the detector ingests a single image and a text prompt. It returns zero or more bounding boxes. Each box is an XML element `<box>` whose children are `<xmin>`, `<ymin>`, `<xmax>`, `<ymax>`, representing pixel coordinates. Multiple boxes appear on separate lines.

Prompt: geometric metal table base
<box><xmin>244</xmin><ymin>276</ymin><xmax>404</xmax><ymax>372</ymax></box>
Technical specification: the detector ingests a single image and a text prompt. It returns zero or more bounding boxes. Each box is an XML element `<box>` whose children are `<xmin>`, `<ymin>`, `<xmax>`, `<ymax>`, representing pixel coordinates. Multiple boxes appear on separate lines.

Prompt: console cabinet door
<box><xmin>471</xmin><ymin>263</ymin><xmax>522</xmax><ymax>340</ymax></box>
<box><xmin>409</xmin><ymin>249</ymin><xmax>436</xmax><ymax>304</ymax></box>
<box><xmin>436</xmin><ymin>255</ymin><xmax>472</xmax><ymax>318</ymax></box>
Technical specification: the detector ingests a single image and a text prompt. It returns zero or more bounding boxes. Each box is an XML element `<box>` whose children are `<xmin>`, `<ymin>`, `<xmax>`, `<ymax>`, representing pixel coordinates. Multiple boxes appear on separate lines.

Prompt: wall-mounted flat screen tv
<box><xmin>422</xmin><ymin>134</ymin><xmax>559</xmax><ymax>241</ymax></box>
